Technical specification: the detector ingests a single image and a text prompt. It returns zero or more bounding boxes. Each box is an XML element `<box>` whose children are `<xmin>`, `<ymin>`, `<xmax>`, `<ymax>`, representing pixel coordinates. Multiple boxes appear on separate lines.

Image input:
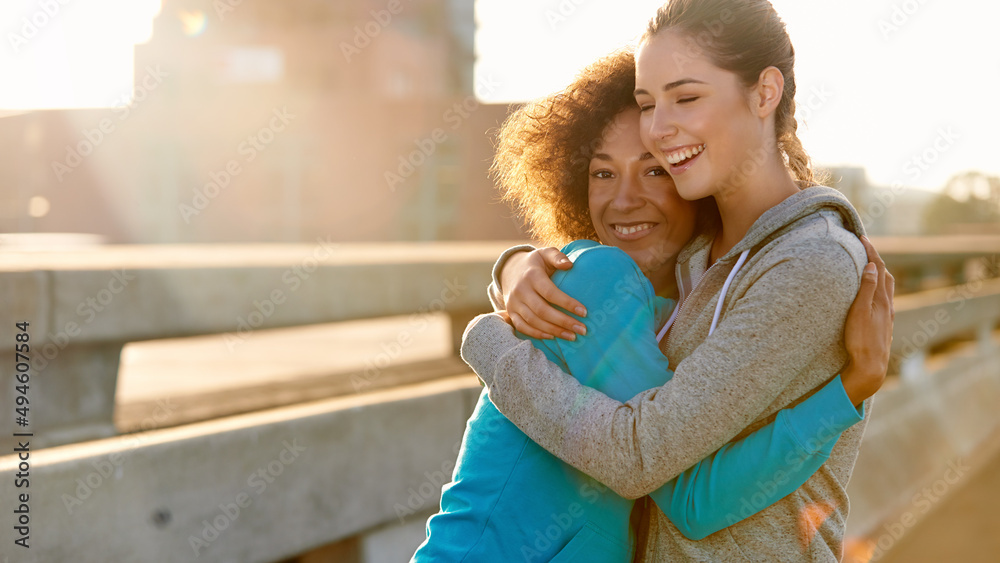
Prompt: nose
<box><xmin>609</xmin><ymin>172</ymin><xmax>644</xmax><ymax>213</ymax></box>
<box><xmin>645</xmin><ymin>104</ymin><xmax>677</xmax><ymax>145</ymax></box>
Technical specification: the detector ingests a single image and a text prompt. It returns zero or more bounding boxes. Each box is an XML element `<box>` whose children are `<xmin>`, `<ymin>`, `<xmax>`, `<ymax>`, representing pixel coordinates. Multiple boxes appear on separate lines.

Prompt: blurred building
<box><xmin>0</xmin><ymin>0</ymin><xmax>523</xmax><ymax>243</ymax></box>
<box><xmin>824</xmin><ymin>165</ymin><xmax>938</xmax><ymax>237</ymax></box>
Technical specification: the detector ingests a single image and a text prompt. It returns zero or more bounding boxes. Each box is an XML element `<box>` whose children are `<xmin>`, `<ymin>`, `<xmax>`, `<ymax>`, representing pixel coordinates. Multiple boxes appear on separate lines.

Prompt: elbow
<box><xmin>596</xmin><ymin>479</ymin><xmax>642</xmax><ymax>500</ymax></box>
<box><xmin>613</xmin><ymin>477</ymin><xmax>668</xmax><ymax>501</ymax></box>
<box><xmin>599</xmin><ymin>478</ymin><xmax>649</xmax><ymax>500</ymax></box>
<box><xmin>608</xmin><ymin>461</ymin><xmax>686</xmax><ymax>500</ymax></box>
<box><xmin>618</xmin><ymin>487</ymin><xmax>646</xmax><ymax>501</ymax></box>
<box><xmin>683</xmin><ymin>529</ymin><xmax>713</xmax><ymax>541</ymax></box>
<box><xmin>674</xmin><ymin>521</ymin><xmax>713</xmax><ymax>541</ymax></box>
<box><xmin>663</xmin><ymin>498</ymin><xmax>726</xmax><ymax>541</ymax></box>
<box><xmin>668</xmin><ymin>513</ymin><xmax>718</xmax><ymax>541</ymax></box>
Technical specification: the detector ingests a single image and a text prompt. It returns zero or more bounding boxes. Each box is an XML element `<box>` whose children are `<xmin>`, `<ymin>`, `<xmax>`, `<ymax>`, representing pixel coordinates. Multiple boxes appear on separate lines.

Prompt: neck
<box><xmin>645</xmin><ymin>256</ymin><xmax>679</xmax><ymax>299</ymax></box>
<box><xmin>710</xmin><ymin>153</ymin><xmax>800</xmax><ymax>262</ymax></box>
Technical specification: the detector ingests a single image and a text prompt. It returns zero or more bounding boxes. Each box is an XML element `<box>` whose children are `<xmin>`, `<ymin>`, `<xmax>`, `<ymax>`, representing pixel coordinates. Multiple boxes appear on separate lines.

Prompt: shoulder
<box><xmin>764</xmin><ymin>211</ymin><xmax>866</xmax><ymax>276</ymax></box>
<box><xmin>742</xmin><ymin>214</ymin><xmax>866</xmax><ymax>304</ymax></box>
<box><xmin>554</xmin><ymin>241</ymin><xmax>651</xmax><ymax>300</ymax></box>
<box><xmin>558</xmin><ymin>240</ymin><xmax>641</xmax><ymax>275</ymax></box>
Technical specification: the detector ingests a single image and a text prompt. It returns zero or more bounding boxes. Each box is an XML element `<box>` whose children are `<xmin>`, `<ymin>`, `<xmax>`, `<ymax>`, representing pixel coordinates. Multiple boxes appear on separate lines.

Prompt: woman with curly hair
<box><xmin>410</xmin><ymin>45</ymin><xmax>891</xmax><ymax>561</ymax></box>
<box><xmin>460</xmin><ymin>1</ymin><xmax>895</xmax><ymax>561</ymax></box>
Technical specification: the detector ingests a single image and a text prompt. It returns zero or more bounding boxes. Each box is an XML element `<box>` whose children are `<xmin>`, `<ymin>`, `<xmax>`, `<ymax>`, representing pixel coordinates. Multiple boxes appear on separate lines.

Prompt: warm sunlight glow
<box><xmin>179</xmin><ymin>9</ymin><xmax>207</xmax><ymax>37</ymax></box>
<box><xmin>27</xmin><ymin>196</ymin><xmax>50</xmax><ymax>218</ymax></box>
<box><xmin>0</xmin><ymin>0</ymin><xmax>162</xmax><ymax>110</ymax></box>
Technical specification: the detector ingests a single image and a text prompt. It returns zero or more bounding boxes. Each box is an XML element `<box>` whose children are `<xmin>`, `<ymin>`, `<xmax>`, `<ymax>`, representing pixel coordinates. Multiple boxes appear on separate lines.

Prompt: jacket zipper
<box><xmin>664</xmin><ymin>257</ymin><xmax>728</xmax><ymax>355</ymax></box>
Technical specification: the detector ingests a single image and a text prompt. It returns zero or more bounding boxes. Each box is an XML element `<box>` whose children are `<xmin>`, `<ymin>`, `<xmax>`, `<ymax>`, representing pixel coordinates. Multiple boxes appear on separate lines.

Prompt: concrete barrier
<box><xmin>846</xmin><ymin>342</ymin><xmax>1000</xmax><ymax>557</ymax></box>
<box><xmin>0</xmin><ymin>275</ymin><xmax>998</xmax><ymax>562</ymax></box>
<box><xmin>0</xmin><ymin>375</ymin><xmax>482</xmax><ymax>563</ymax></box>
<box><xmin>2</xmin><ymin>237</ymin><xmax>996</xmax><ymax>449</ymax></box>
<box><xmin>2</xmin><ymin>239</ymin><xmax>999</xmax><ymax>562</ymax></box>
<box><xmin>873</xmin><ymin>235</ymin><xmax>1000</xmax><ymax>292</ymax></box>
<box><xmin>0</xmin><ymin>242</ymin><xmax>514</xmax><ymax>450</ymax></box>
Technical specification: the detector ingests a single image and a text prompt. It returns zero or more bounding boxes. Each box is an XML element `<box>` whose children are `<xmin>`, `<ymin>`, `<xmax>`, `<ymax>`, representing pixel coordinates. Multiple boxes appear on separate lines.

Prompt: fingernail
<box><xmin>559</xmin><ymin>258</ymin><xmax>571</xmax><ymax>265</ymax></box>
<box><xmin>865</xmin><ymin>263</ymin><xmax>877</xmax><ymax>276</ymax></box>
<box><xmin>561</xmin><ymin>331</ymin><xmax>576</xmax><ymax>341</ymax></box>
<box><xmin>861</xmin><ymin>235</ymin><xmax>869</xmax><ymax>242</ymax></box>
<box><xmin>575</xmin><ymin>306</ymin><xmax>587</xmax><ymax>316</ymax></box>
<box><xmin>574</xmin><ymin>324</ymin><xmax>587</xmax><ymax>336</ymax></box>
<box><xmin>541</xmin><ymin>333</ymin><xmax>554</xmax><ymax>340</ymax></box>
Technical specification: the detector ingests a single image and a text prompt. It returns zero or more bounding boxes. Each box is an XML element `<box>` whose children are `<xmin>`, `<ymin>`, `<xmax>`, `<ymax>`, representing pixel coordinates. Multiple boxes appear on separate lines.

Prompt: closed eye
<box><xmin>678</xmin><ymin>96</ymin><xmax>699</xmax><ymax>104</ymax></box>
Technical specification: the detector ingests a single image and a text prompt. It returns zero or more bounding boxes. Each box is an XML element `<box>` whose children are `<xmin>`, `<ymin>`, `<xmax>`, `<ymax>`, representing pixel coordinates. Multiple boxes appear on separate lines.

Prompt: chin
<box><xmin>674</xmin><ymin>180</ymin><xmax>714</xmax><ymax>202</ymax></box>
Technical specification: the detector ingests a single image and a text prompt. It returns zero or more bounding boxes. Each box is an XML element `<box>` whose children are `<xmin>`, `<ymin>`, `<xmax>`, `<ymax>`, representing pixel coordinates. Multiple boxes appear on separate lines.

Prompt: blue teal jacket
<box><xmin>411</xmin><ymin>240</ymin><xmax>864</xmax><ymax>562</ymax></box>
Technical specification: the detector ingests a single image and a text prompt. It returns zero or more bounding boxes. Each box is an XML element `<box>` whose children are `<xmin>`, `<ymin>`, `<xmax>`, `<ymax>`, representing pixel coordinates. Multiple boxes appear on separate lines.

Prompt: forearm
<box><xmin>649</xmin><ymin>375</ymin><xmax>864</xmax><ymax>539</ymax></box>
<box><xmin>463</xmin><ymin>251</ymin><xmax>861</xmax><ymax>498</ymax></box>
<box><xmin>464</xmin><ymin>315</ymin><xmax>706</xmax><ymax>498</ymax></box>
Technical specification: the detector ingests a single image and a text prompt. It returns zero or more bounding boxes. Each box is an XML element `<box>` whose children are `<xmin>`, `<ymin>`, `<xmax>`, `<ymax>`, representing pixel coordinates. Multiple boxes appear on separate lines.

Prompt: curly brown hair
<box><xmin>492</xmin><ymin>49</ymin><xmax>719</xmax><ymax>246</ymax></box>
<box><xmin>491</xmin><ymin>49</ymin><xmax>641</xmax><ymax>246</ymax></box>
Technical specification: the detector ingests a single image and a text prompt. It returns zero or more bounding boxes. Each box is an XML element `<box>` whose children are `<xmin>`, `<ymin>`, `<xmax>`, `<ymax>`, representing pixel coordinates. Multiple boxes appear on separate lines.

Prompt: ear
<box><xmin>752</xmin><ymin>66</ymin><xmax>785</xmax><ymax>118</ymax></box>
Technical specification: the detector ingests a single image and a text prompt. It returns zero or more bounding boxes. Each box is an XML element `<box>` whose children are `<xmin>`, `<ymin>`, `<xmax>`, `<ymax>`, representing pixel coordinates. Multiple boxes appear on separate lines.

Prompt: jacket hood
<box><xmin>681</xmin><ymin>186</ymin><xmax>866</xmax><ymax>265</ymax></box>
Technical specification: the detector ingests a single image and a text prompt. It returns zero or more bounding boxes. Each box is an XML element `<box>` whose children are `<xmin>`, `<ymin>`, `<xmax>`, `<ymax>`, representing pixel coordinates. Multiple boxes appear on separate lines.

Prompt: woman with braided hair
<box><xmin>412</xmin><ymin>6</ymin><xmax>892</xmax><ymax>556</ymax></box>
<box><xmin>459</xmin><ymin>1</ymin><xmax>894</xmax><ymax>561</ymax></box>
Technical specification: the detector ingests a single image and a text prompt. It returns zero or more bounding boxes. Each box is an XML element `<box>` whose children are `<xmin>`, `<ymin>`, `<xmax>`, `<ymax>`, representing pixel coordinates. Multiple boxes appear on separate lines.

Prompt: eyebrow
<box><xmin>590</xmin><ymin>152</ymin><xmax>656</xmax><ymax>163</ymax></box>
<box><xmin>634</xmin><ymin>78</ymin><xmax>707</xmax><ymax>97</ymax></box>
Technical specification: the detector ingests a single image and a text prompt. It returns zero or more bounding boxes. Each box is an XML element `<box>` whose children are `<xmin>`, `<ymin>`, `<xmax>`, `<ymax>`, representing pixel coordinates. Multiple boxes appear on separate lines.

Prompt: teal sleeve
<box><xmin>537</xmin><ymin>244</ymin><xmax>674</xmax><ymax>403</ymax></box>
<box><xmin>529</xmin><ymin>242</ymin><xmax>865</xmax><ymax>540</ymax></box>
<box><xmin>648</xmin><ymin>374</ymin><xmax>864</xmax><ymax>539</ymax></box>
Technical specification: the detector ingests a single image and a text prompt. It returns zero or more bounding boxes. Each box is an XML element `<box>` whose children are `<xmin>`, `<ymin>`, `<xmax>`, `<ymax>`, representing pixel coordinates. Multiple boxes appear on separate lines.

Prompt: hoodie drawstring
<box><xmin>656</xmin><ymin>249</ymin><xmax>750</xmax><ymax>343</ymax></box>
<box><xmin>709</xmin><ymin>249</ymin><xmax>750</xmax><ymax>336</ymax></box>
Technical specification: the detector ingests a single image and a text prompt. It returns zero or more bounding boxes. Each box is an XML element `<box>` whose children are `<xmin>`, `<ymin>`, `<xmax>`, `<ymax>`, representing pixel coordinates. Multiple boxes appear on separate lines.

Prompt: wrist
<box><xmin>499</xmin><ymin>250</ymin><xmax>530</xmax><ymax>295</ymax></box>
<box><xmin>841</xmin><ymin>361</ymin><xmax>875</xmax><ymax>406</ymax></box>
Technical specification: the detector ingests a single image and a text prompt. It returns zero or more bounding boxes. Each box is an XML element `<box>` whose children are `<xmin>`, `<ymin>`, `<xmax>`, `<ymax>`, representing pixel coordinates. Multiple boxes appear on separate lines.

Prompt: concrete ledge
<box><xmin>0</xmin><ymin>342</ymin><xmax>124</xmax><ymax>451</ymax></box>
<box><xmin>2</xmin><ymin>240</ymin><xmax>995</xmax><ymax>450</ymax></box>
<box><xmin>0</xmin><ymin>375</ymin><xmax>483</xmax><ymax>563</ymax></box>
<box><xmin>115</xmin><ymin>357</ymin><xmax>473</xmax><ymax>432</ymax></box>
<box><xmin>846</xmin><ymin>346</ymin><xmax>1000</xmax><ymax>541</ymax></box>
<box><xmin>1</xmin><ymin>242</ymin><xmax>517</xmax><ymax>345</ymax></box>
<box><xmin>6</xmin><ymin>237</ymin><xmax>990</xmax><ymax>347</ymax></box>
<box><xmin>0</xmin><ymin>270</ymin><xmax>49</xmax><ymax>345</ymax></box>
<box><xmin>873</xmin><ymin>235</ymin><xmax>1000</xmax><ymax>269</ymax></box>
<box><xmin>890</xmin><ymin>278</ymin><xmax>1000</xmax><ymax>359</ymax></box>
<box><xmin>0</xmin><ymin>242</ymin><xmax>513</xmax><ymax>449</ymax></box>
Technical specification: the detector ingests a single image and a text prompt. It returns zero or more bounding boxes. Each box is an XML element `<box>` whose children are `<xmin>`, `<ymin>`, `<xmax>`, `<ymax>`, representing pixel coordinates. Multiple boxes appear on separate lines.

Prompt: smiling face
<box><xmin>588</xmin><ymin>107</ymin><xmax>698</xmax><ymax>293</ymax></box>
<box><xmin>634</xmin><ymin>30</ymin><xmax>765</xmax><ymax>201</ymax></box>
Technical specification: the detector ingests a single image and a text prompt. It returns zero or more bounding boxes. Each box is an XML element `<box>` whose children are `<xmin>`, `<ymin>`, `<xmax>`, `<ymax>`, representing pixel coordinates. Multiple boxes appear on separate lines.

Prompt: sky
<box><xmin>475</xmin><ymin>0</ymin><xmax>1000</xmax><ymax>192</ymax></box>
<box><xmin>0</xmin><ymin>0</ymin><xmax>161</xmax><ymax>110</ymax></box>
<box><xmin>1</xmin><ymin>0</ymin><xmax>995</xmax><ymax>192</ymax></box>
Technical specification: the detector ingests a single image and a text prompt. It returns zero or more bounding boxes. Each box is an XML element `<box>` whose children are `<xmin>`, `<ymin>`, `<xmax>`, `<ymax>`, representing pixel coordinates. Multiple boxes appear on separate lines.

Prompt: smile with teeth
<box><xmin>665</xmin><ymin>144</ymin><xmax>706</xmax><ymax>165</ymax></box>
<box><xmin>614</xmin><ymin>223</ymin><xmax>656</xmax><ymax>235</ymax></box>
